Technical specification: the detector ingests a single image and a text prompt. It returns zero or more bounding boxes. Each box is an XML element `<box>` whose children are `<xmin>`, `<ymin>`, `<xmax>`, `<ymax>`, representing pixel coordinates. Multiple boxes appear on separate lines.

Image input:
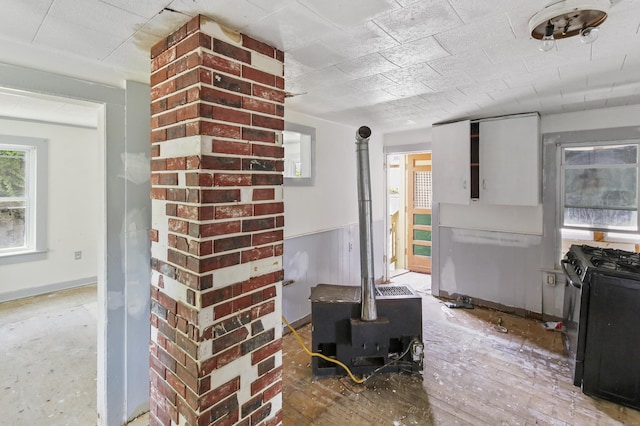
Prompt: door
<box><xmin>407</xmin><ymin>153</ymin><xmax>432</xmax><ymax>274</ymax></box>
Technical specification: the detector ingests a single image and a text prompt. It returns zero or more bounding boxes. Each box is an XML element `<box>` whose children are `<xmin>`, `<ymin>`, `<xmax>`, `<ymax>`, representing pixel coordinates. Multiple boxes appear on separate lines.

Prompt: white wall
<box><xmin>0</xmin><ymin>118</ymin><xmax>98</xmax><ymax>299</ymax></box>
<box><xmin>542</xmin><ymin>104</ymin><xmax>640</xmax><ymax>133</ymax></box>
<box><xmin>283</xmin><ymin>110</ymin><xmax>384</xmax><ymax>238</ymax></box>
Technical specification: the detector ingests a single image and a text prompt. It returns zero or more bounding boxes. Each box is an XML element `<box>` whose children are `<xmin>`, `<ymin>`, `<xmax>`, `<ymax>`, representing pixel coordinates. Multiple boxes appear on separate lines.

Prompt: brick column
<box><xmin>149</xmin><ymin>15</ymin><xmax>284</xmax><ymax>426</ymax></box>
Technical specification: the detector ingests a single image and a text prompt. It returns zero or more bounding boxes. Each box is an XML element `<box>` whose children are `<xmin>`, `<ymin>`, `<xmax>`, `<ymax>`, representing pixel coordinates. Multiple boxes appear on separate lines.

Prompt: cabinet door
<box><xmin>479</xmin><ymin>115</ymin><xmax>540</xmax><ymax>206</ymax></box>
<box><xmin>432</xmin><ymin>120</ymin><xmax>470</xmax><ymax>204</ymax></box>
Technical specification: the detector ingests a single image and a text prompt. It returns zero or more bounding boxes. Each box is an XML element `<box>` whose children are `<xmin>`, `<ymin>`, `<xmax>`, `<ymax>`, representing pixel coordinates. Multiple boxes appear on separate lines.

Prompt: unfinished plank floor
<box><xmin>282</xmin><ymin>277</ymin><xmax>640</xmax><ymax>425</ymax></box>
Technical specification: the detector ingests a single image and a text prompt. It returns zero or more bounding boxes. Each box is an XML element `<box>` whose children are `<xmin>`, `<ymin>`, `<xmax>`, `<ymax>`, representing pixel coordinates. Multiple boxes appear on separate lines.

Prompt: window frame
<box><xmin>0</xmin><ymin>135</ymin><xmax>48</xmax><ymax>264</ymax></box>
<box><xmin>559</xmin><ymin>139</ymin><xmax>640</xmax><ymax>234</ymax></box>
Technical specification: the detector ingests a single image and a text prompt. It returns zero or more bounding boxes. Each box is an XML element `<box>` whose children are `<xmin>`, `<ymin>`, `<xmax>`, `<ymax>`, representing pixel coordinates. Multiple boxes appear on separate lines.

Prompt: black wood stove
<box><xmin>309</xmin><ymin>126</ymin><xmax>424</xmax><ymax>379</ymax></box>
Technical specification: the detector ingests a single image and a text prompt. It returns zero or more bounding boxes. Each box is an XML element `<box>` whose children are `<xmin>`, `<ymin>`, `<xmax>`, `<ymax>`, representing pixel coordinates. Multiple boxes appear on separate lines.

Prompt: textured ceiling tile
<box><xmin>106</xmin><ymin>34</ymin><xmax>159</xmax><ymax>77</ymax></box>
<box><xmin>483</xmin><ymin>39</ymin><xmax>541</xmax><ymax>65</ymax></box>
<box><xmin>423</xmin><ymin>72</ymin><xmax>476</xmax><ymax>91</ymax></box>
<box><xmin>284</xmin><ymin>55</ymin><xmax>315</xmax><ymax>79</ymax></box>
<box><xmin>458</xmin><ymin>80</ymin><xmax>509</xmax><ymax>97</ymax></box>
<box><xmin>0</xmin><ymin>0</ymin><xmax>51</xmax><ymax>42</ymax></box>
<box><xmin>383</xmin><ymin>81</ymin><xmax>433</xmax><ymax>97</ymax></box>
<box><xmin>101</xmin><ymin>0</ymin><xmax>169</xmax><ymax>19</ymax></box>
<box><xmin>435</xmin><ymin>13</ymin><xmax>516</xmax><ymax>55</ymax></box>
<box><xmin>447</xmin><ymin>0</ymin><xmax>533</xmax><ymax>24</ymax></box>
<box><xmin>138</xmin><ymin>9</ymin><xmax>191</xmax><ymax>37</ymax></box>
<box><xmin>168</xmin><ymin>0</ymin><xmax>268</xmax><ymax>31</ymax></box>
<box><xmin>246</xmin><ymin>0</ymin><xmax>297</xmax><ymax>13</ymax></box>
<box><xmin>348</xmin><ymin>74</ymin><xmax>398</xmax><ymax>92</ymax></box>
<box><xmin>48</xmin><ymin>0</ymin><xmax>148</xmax><ymax>39</ymax></box>
<box><xmin>470</xmin><ymin>61</ymin><xmax>530</xmax><ymax>84</ymax></box>
<box><xmin>299</xmin><ymin>0</ymin><xmax>398</xmax><ymax>28</ymax></box>
<box><xmin>320</xmin><ymin>22</ymin><xmax>400</xmax><ymax>58</ymax></box>
<box><xmin>523</xmin><ymin>38</ymin><xmax>591</xmax><ymax>73</ymax></box>
<box><xmin>380</xmin><ymin>36</ymin><xmax>449</xmax><ymax>67</ymax></box>
<box><xmin>292</xmin><ymin>65</ymin><xmax>355</xmax><ymax>88</ymax></box>
<box><xmin>504</xmin><ymin>69</ymin><xmax>559</xmax><ymax>89</ymax></box>
<box><xmin>336</xmin><ymin>53</ymin><xmax>399</xmax><ymax>78</ymax></box>
<box><xmin>373</xmin><ymin>0</ymin><xmax>463</xmax><ymax>43</ymax></box>
<box><xmin>34</xmin><ymin>16</ymin><xmax>123</xmax><ymax>60</ymax></box>
<box><xmin>383</xmin><ymin>62</ymin><xmax>440</xmax><ymax>84</ymax></box>
<box><xmin>243</xmin><ymin>3</ymin><xmax>334</xmax><ymax>50</ymax></box>
<box><xmin>288</xmin><ymin>42</ymin><xmax>346</xmax><ymax>69</ymax></box>
<box><xmin>428</xmin><ymin>49</ymin><xmax>491</xmax><ymax>75</ymax></box>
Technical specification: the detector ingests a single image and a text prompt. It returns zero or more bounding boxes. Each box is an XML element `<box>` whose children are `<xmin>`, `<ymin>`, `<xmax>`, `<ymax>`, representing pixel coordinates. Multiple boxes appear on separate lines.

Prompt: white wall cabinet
<box><xmin>479</xmin><ymin>114</ymin><xmax>540</xmax><ymax>206</ymax></box>
<box><xmin>433</xmin><ymin>114</ymin><xmax>540</xmax><ymax>207</ymax></box>
<box><xmin>432</xmin><ymin>119</ymin><xmax>470</xmax><ymax>204</ymax></box>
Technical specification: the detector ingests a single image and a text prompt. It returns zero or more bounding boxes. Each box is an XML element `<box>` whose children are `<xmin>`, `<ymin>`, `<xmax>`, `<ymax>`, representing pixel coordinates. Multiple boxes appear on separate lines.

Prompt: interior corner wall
<box><xmin>0</xmin><ymin>63</ymin><xmax>151</xmax><ymax>426</ymax></box>
<box><xmin>0</xmin><ymin>118</ymin><xmax>98</xmax><ymax>301</ymax></box>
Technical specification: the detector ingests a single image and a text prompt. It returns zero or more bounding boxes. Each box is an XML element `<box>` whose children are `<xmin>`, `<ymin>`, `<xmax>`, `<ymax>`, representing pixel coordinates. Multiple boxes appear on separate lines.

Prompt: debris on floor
<box><xmin>444</xmin><ymin>295</ymin><xmax>474</xmax><ymax>309</ymax></box>
<box><xmin>494</xmin><ymin>316</ymin><xmax>508</xmax><ymax>333</ymax></box>
<box><xmin>542</xmin><ymin>321</ymin><xmax>564</xmax><ymax>331</ymax></box>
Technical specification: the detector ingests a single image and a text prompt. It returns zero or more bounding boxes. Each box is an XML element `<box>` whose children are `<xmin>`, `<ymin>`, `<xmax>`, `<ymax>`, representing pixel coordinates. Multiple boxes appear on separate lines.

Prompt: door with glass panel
<box><xmin>407</xmin><ymin>153</ymin><xmax>432</xmax><ymax>274</ymax></box>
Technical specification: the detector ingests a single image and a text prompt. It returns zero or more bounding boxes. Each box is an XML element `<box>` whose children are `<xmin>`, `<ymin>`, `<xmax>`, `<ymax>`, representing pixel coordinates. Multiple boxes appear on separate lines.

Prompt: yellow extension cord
<box><xmin>282</xmin><ymin>315</ymin><xmax>366</xmax><ymax>384</ymax></box>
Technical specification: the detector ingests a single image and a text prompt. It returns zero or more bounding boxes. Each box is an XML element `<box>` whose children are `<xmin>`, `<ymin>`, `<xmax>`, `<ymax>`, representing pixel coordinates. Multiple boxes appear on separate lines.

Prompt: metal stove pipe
<box><xmin>355</xmin><ymin>126</ymin><xmax>377</xmax><ymax>321</ymax></box>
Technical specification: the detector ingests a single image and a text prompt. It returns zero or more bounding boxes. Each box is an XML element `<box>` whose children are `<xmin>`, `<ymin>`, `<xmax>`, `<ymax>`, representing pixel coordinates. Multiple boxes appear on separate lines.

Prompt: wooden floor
<box><xmin>282</xmin><ymin>280</ymin><xmax>640</xmax><ymax>425</ymax></box>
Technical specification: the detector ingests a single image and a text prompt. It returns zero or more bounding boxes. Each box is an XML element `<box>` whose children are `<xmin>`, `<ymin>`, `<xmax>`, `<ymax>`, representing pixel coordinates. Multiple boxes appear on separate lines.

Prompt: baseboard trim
<box><xmin>0</xmin><ymin>276</ymin><xmax>98</xmax><ymax>303</ymax></box>
<box><xmin>282</xmin><ymin>314</ymin><xmax>311</xmax><ymax>335</ymax></box>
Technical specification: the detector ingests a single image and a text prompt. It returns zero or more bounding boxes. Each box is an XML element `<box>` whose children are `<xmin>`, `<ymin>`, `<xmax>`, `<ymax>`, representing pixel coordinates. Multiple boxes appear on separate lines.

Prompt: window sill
<box><xmin>0</xmin><ymin>249</ymin><xmax>48</xmax><ymax>265</ymax></box>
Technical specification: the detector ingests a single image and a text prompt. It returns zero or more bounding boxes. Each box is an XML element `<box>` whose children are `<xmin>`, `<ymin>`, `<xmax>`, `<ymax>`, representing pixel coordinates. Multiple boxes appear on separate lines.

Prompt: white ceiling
<box><xmin>0</xmin><ymin>0</ymin><xmax>639</xmax><ymax>132</ymax></box>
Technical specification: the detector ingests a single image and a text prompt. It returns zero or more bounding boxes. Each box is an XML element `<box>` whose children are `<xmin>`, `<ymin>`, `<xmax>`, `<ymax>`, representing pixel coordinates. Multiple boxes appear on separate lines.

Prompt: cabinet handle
<box><xmin>482</xmin><ymin>179</ymin><xmax>486</xmax><ymax>190</ymax></box>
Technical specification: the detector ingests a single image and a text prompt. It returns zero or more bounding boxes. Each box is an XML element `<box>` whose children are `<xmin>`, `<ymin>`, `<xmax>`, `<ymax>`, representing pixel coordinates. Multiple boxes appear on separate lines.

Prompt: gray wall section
<box><xmin>123</xmin><ymin>81</ymin><xmax>152</xmax><ymax>420</ymax></box>
<box><xmin>282</xmin><ymin>220</ymin><xmax>385</xmax><ymax>326</ymax></box>
<box><xmin>0</xmin><ymin>63</ymin><xmax>150</xmax><ymax>425</ymax></box>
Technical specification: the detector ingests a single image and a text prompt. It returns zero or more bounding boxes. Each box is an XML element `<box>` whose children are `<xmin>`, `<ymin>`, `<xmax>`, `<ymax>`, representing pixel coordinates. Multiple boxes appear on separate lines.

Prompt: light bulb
<box><xmin>580</xmin><ymin>27</ymin><xmax>599</xmax><ymax>44</ymax></box>
<box><xmin>539</xmin><ymin>21</ymin><xmax>556</xmax><ymax>52</ymax></box>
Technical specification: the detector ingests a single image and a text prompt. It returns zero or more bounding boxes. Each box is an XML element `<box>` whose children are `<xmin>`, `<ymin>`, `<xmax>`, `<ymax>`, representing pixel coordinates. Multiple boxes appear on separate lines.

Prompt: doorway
<box><xmin>386</xmin><ymin>152</ymin><xmax>432</xmax><ymax>279</ymax></box>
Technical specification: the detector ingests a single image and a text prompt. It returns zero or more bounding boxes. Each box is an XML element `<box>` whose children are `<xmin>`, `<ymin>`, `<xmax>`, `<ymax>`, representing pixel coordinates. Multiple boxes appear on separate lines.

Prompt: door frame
<box><xmin>383</xmin><ymin>143</ymin><xmax>431</xmax><ymax>282</ymax></box>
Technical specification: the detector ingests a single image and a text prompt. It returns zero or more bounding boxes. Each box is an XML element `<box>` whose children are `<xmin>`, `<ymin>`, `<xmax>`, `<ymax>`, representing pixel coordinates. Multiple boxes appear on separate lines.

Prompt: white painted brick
<box><xmin>269</xmin><ymin>395</ymin><xmax>283</xmax><ymax>421</ymax></box>
<box><xmin>251</xmin><ymin>51</ymin><xmax>284</xmax><ymax>76</ymax></box>
<box><xmin>161</xmin><ymin>275</ymin><xmax>189</xmax><ymax>305</ymax></box>
<box><xmin>273</xmin><ymin>186</ymin><xmax>283</xmax><ymax>202</ymax></box>
<box><xmin>151</xmin><ymin>241</ymin><xmax>167</xmax><ymax>263</ymax></box>
<box><xmin>215</xmin><ymin>352</ymin><xmax>253</xmax><ymax>391</ymax></box>
<box><xmin>178</xmin><ymin>171</ymin><xmax>186</xmax><ymax>187</ymax></box>
<box><xmin>200</xmin><ymin>16</ymin><xmax>242</xmax><ymax>45</ymax></box>
<box><xmin>150</xmin><ymin>326</ymin><xmax>158</xmax><ymax>343</ymax></box>
<box><xmin>250</xmin><ymin>256</ymin><xmax>283</xmax><ymax>278</ymax></box>
<box><xmin>212</xmin><ymin>262</ymin><xmax>252</xmax><ymax>289</ymax></box>
<box><xmin>157</xmin><ymin>135</ymin><xmax>203</xmax><ymax>158</ymax></box>
<box><xmin>199</xmin><ymin>306</ymin><xmax>214</xmax><ymax>329</ymax></box>
<box><xmin>198</xmin><ymin>339</ymin><xmax>212</xmax><ymax>360</ymax></box>
<box><xmin>240</xmin><ymin>187</ymin><xmax>252</xmax><ymax>203</ymax></box>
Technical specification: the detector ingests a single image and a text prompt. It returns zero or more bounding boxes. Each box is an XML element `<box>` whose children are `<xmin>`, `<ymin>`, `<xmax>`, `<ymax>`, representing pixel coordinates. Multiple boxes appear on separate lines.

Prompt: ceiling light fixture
<box><xmin>529</xmin><ymin>0</ymin><xmax>610</xmax><ymax>51</ymax></box>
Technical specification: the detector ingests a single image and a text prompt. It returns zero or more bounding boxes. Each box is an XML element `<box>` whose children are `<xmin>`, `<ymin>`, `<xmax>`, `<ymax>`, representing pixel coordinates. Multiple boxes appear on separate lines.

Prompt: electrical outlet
<box><xmin>546</xmin><ymin>273</ymin><xmax>555</xmax><ymax>286</ymax></box>
<box><xmin>74</xmin><ymin>251</ymin><xmax>82</xmax><ymax>260</ymax></box>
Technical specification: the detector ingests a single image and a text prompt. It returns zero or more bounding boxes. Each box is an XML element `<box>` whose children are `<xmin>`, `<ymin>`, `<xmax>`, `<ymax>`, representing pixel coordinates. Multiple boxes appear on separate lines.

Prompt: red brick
<box><xmin>151</xmin><ymin>78</ymin><xmax>176</xmax><ymax>101</ymax></box>
<box><xmin>242</xmin><ymin>127</ymin><xmax>275</xmax><ymax>143</ymax></box>
<box><xmin>151</xmin><ymin>188</ymin><xmax>167</xmax><ymax>200</ymax></box>
<box><xmin>201</xmin><ymin>189</ymin><xmax>241</xmax><ymax>204</ymax></box>
<box><xmin>212</xmin><ymin>73</ymin><xmax>251</xmax><ymax>95</ymax></box>
<box><xmin>213</xmin><ymin>173</ymin><xmax>252</xmax><ymax>187</ymax></box>
<box><xmin>252</xmin><ymin>84</ymin><xmax>285</xmax><ymax>103</ymax></box>
<box><xmin>166</xmin><ymin>91</ymin><xmax>188</xmax><ymax>110</ymax></box>
<box><xmin>211</xmin><ymin>139</ymin><xmax>251</xmax><ymax>156</ymax></box>
<box><xmin>275</xmin><ymin>215</ymin><xmax>284</xmax><ymax>228</ymax></box>
<box><xmin>276</xmin><ymin>49</ymin><xmax>284</xmax><ymax>62</ymax></box>
<box><xmin>241</xmin><ymin>246</ymin><xmax>274</xmax><ymax>263</ymax></box>
<box><xmin>167</xmin><ymin>24</ymin><xmax>187</xmax><ymax>48</ymax></box>
<box><xmin>166</xmin><ymin>123</ymin><xmax>187</xmax><ymax>140</ymax></box>
<box><xmin>176</xmin><ymin>104</ymin><xmax>199</xmax><ymax>122</ymax></box>
<box><xmin>151</xmin><ymin>46</ymin><xmax>176</xmax><ymax>73</ymax></box>
<box><xmin>166</xmin><ymin>157</ymin><xmax>186</xmax><ymax>170</ymax></box>
<box><xmin>196</xmin><ymin>221</ymin><xmax>241</xmax><ymax>238</ymax></box>
<box><xmin>243</xmin><ymin>271</ymin><xmax>281</xmax><ymax>293</ymax></box>
<box><xmin>201</xmin><ymin>87</ymin><xmax>242</xmax><ymax>108</ymax></box>
<box><xmin>197</xmin><ymin>253</ymin><xmax>241</xmax><ymax>273</ymax></box>
<box><xmin>252</xmin><ymin>173</ymin><xmax>283</xmax><ymax>186</ymax></box>
<box><xmin>241</xmin><ymin>97</ymin><xmax>276</xmax><ymax>115</ymax></box>
<box><xmin>150</xmin><ymin>229</ymin><xmax>159</xmax><ymax>242</ymax></box>
<box><xmin>242</xmin><ymin>35</ymin><xmax>275</xmax><ymax>58</ymax></box>
<box><xmin>201</xmin><ymin>156</ymin><xmax>241</xmax><ymax>170</ymax></box>
<box><xmin>199</xmin><ymin>377</ymin><xmax>240</xmax><ymax>412</ymax></box>
<box><xmin>166</xmin><ymin>370</ymin><xmax>186</xmax><ymax>398</ymax></box>
<box><xmin>275</xmin><ymin>104</ymin><xmax>284</xmax><ymax>117</ymax></box>
<box><xmin>242</xmin><ymin>158</ymin><xmax>276</xmax><ymax>172</ymax></box>
<box><xmin>253</xmin><ymin>230</ymin><xmax>283</xmax><ymax>246</ymax></box>
<box><xmin>274</xmin><ymin>243</ymin><xmax>283</xmax><ymax>256</ymax></box>
<box><xmin>242</xmin><ymin>65</ymin><xmax>276</xmax><ymax>87</ymax></box>
<box><xmin>167</xmin><ymin>188</ymin><xmax>187</xmax><ymax>202</ymax></box>
<box><xmin>251</xmin><ymin>300</ymin><xmax>275</xmax><ymax>321</ymax></box>
<box><xmin>216</xmin><ymin>345</ymin><xmax>242</xmax><ymax>368</ymax></box>
<box><xmin>213</xmin><ymin>39</ymin><xmax>251</xmax><ymax>63</ymax></box>
<box><xmin>212</xmin><ymin>326</ymin><xmax>249</xmax><ymax>354</ymax></box>
<box><xmin>215</xmin><ymin>205</ymin><xmax>253</xmax><ymax>219</ymax></box>
<box><xmin>202</xmin><ymin>52</ymin><xmax>242</xmax><ymax>76</ymax></box>
<box><xmin>201</xmin><ymin>121</ymin><xmax>242</xmax><ymax>139</ymax></box>
<box><xmin>214</xmin><ymin>235</ymin><xmax>251</xmax><ymax>253</ymax></box>
<box><xmin>168</xmin><ymin>218</ymin><xmax>189</xmax><ymax>235</ymax></box>
<box><xmin>242</xmin><ymin>217</ymin><xmax>274</xmax><ymax>233</ymax></box>
<box><xmin>252</xmin><ymin>143</ymin><xmax>283</xmax><ymax>159</ymax></box>
<box><xmin>200</xmin><ymin>104</ymin><xmax>251</xmax><ymax>125</ymax></box>
<box><xmin>252</xmin><ymin>188</ymin><xmax>274</xmax><ymax>201</ymax></box>
<box><xmin>275</xmin><ymin>76</ymin><xmax>284</xmax><ymax>89</ymax></box>
<box><xmin>151</xmin><ymin>68</ymin><xmax>168</xmax><ymax>87</ymax></box>
<box><xmin>151</xmin><ymin>37</ymin><xmax>169</xmax><ymax>60</ymax></box>
<box><xmin>176</xmin><ymin>32</ymin><xmax>211</xmax><ymax>57</ymax></box>
<box><xmin>251</xmin><ymin>366</ymin><xmax>282</xmax><ymax>396</ymax></box>
<box><xmin>254</xmin><ymin>202</ymin><xmax>283</xmax><ymax>216</ymax></box>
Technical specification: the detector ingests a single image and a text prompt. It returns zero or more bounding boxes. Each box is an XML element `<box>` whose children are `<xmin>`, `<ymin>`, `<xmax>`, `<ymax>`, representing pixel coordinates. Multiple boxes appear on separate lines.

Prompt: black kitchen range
<box><xmin>562</xmin><ymin>244</ymin><xmax>640</xmax><ymax>410</ymax></box>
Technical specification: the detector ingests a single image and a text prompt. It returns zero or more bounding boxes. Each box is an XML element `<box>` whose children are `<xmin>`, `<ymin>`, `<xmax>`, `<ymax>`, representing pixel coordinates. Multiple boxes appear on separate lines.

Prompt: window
<box><xmin>283</xmin><ymin>122</ymin><xmax>315</xmax><ymax>186</ymax></box>
<box><xmin>561</xmin><ymin>142</ymin><xmax>639</xmax><ymax>231</ymax></box>
<box><xmin>0</xmin><ymin>135</ymin><xmax>47</xmax><ymax>261</ymax></box>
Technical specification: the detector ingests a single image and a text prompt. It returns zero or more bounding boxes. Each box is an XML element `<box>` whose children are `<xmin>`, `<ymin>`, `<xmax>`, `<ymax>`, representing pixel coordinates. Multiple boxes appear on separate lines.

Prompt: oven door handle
<box><xmin>561</xmin><ymin>259</ymin><xmax>582</xmax><ymax>289</ymax></box>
